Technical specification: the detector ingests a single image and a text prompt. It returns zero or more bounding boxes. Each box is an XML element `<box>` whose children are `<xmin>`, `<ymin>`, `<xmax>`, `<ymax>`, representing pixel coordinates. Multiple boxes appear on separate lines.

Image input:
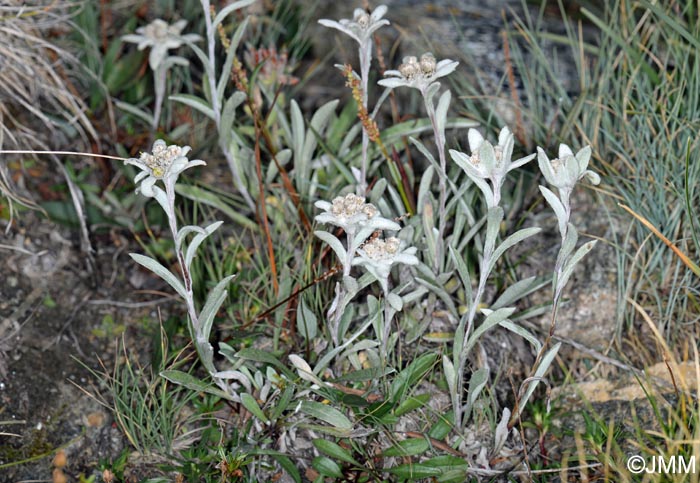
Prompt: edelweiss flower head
<box><xmin>126</xmin><ymin>140</ymin><xmax>205</xmax><ymax>197</ymax></box>
<box><xmin>122</xmin><ymin>18</ymin><xmax>201</xmax><ymax>70</ymax></box>
<box><xmin>537</xmin><ymin>144</ymin><xmax>600</xmax><ymax>195</ymax></box>
<box><xmin>318</xmin><ymin>5</ymin><xmax>390</xmax><ymax>46</ymax></box>
<box><xmin>450</xmin><ymin>126</ymin><xmax>536</xmax><ymax>207</ymax></box>
<box><xmin>352</xmin><ymin>236</ymin><xmax>418</xmax><ymax>291</ymax></box>
<box><xmin>379</xmin><ymin>52</ymin><xmax>458</xmax><ymax>92</ymax></box>
<box><xmin>315</xmin><ymin>193</ymin><xmax>399</xmax><ymax>235</ymax></box>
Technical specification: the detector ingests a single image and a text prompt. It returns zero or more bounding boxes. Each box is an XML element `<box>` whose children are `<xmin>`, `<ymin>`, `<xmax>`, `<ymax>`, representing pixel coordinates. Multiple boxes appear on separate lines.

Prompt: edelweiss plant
<box><xmin>445</xmin><ymin>127</ymin><xmax>542</xmax><ymax>430</ymax></box>
<box><xmin>126</xmin><ymin>140</ymin><xmax>236</xmax><ymax>397</ymax></box>
<box><xmin>509</xmin><ymin>142</ymin><xmax>600</xmax><ymax>426</ymax></box>
<box><xmin>122</xmin><ymin>18</ymin><xmax>200</xmax><ymax>132</ymax></box>
<box><xmin>319</xmin><ymin>6</ymin><xmax>389</xmax><ymax>192</ymax></box>
<box><xmin>314</xmin><ymin>193</ymin><xmax>400</xmax><ymax>345</ymax></box>
<box><xmin>379</xmin><ymin>53</ymin><xmax>458</xmax><ymax>270</ymax></box>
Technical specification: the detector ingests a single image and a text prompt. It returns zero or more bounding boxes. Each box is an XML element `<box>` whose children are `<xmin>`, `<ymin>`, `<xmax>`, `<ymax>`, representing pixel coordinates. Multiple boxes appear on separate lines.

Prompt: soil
<box><xmin>0</xmin><ymin>212</ymin><xmax>176</xmax><ymax>482</ymax></box>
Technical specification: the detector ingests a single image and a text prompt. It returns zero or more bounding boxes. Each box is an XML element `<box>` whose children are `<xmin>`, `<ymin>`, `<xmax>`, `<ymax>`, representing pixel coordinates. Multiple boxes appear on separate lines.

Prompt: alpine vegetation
<box><xmin>319</xmin><ymin>5</ymin><xmax>390</xmax><ymax>192</ymax></box>
<box><xmin>77</xmin><ymin>0</ymin><xmax>607</xmax><ymax>479</ymax></box>
<box><xmin>122</xmin><ymin>19</ymin><xmax>200</xmax><ymax>132</ymax></box>
<box><xmin>126</xmin><ymin>140</ymin><xmax>237</xmax><ymax>397</ymax></box>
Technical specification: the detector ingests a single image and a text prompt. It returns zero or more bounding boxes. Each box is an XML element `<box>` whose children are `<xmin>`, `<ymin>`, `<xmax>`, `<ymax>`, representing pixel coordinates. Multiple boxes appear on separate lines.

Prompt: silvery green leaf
<box><xmin>310</xmin><ymin>99</ymin><xmax>339</xmax><ymax>134</ymax></box>
<box><xmin>159</xmin><ymin>55</ymin><xmax>189</xmax><ymax>70</ymax></box>
<box><xmin>450</xmin><ymin>150</ymin><xmax>494</xmax><ymax>206</ymax></box>
<box><xmin>485</xmin><ymin>207</ymin><xmax>504</xmax><ymax>256</ymax></box>
<box><xmin>289</xmin><ymin>354</ymin><xmax>324</xmax><ymax>385</ymax></box>
<box><xmin>584</xmin><ymin>170</ymin><xmax>601</xmax><ymax>185</ymax></box>
<box><xmin>299</xmin><ymin>401</ymin><xmax>353</xmax><ymax>431</ymax></box>
<box><xmin>416</xmin><ymin>165</ymin><xmax>435</xmax><ymax>215</ymax></box>
<box><xmin>176</xmin><ymin>225</ymin><xmax>207</xmax><ymax>249</ymax></box>
<box><xmin>539</xmin><ymin>185</ymin><xmax>568</xmax><ymax>238</ymax></box>
<box><xmin>212</xmin><ymin>0</ymin><xmax>256</xmax><ymax>30</ymax></box>
<box><xmin>425</xmin><ymin>81</ymin><xmax>440</xmax><ymax>105</ymax></box>
<box><xmin>185</xmin><ymin>221</ymin><xmax>224</xmax><ymax>268</ymax></box>
<box><xmin>220</xmin><ymin>91</ymin><xmax>246</xmax><ymax>145</ymax></box>
<box><xmin>488</xmin><ymin>227</ymin><xmax>541</xmax><ymax>272</ymax></box>
<box><xmin>556</xmin><ymin>223</ymin><xmax>578</xmax><ymax>270</ymax></box>
<box><xmin>115</xmin><ymin>100</ymin><xmax>154</xmax><ymax>125</ymax></box>
<box><xmin>422</xmin><ymin>199</ymin><xmax>436</xmax><ymax>267</ymax></box>
<box><xmin>343</xmin><ymin>275</ymin><xmax>358</xmax><ymax>295</ymax></box>
<box><xmin>241</xmin><ymin>392</ymin><xmax>269</xmax><ymax>423</ymax></box>
<box><xmin>508</xmin><ymin>153</ymin><xmax>536</xmax><ymax>171</ymax></box>
<box><xmin>387</xmin><ymin>292</ymin><xmax>403</xmax><ymax>312</ymax></box>
<box><xmin>129</xmin><ymin>253</ymin><xmax>187</xmax><ymax>299</ymax></box>
<box><xmin>377</xmin><ymin>77</ymin><xmax>407</xmax><ymax>89</ymax></box>
<box><xmin>537</xmin><ymin>147</ymin><xmax>557</xmax><ymax>186</ymax></box>
<box><xmin>170</xmin><ymin>94</ymin><xmax>216</xmax><ymax>120</ymax></box>
<box><xmin>297</xmin><ymin>299</ymin><xmax>318</xmax><ymax>340</ymax></box>
<box><xmin>449</xmin><ymin>245</ymin><xmax>473</xmax><ymax>304</ymax></box>
<box><xmin>302</xmin><ymin>100</ymin><xmax>338</xmax><ymax>179</ymax></box>
<box><xmin>463</xmin><ymin>367</ymin><xmax>488</xmax><ymax>421</ymax></box>
<box><xmin>160</xmin><ymin>369</ymin><xmax>233</xmax><ymax>400</ymax></box>
<box><xmin>339</xmin><ymin>123</ymin><xmax>362</xmax><ymax>157</ymax></box>
<box><xmin>492</xmin><ymin>276</ymin><xmax>539</xmax><ymax>309</ymax></box>
<box><xmin>290</xmin><ymin>100</ymin><xmax>305</xmax><ymax>165</ymax></box>
<box><xmin>575</xmin><ymin>145</ymin><xmax>592</xmax><ymax>172</ymax></box>
<box><xmin>200</xmin><ymin>274</ymin><xmax>236</xmax><ymax>342</ymax></box>
<box><xmin>517</xmin><ymin>342</ymin><xmax>560</xmax><ymax>417</ymax></box>
<box><xmin>558</xmin><ymin>240</ymin><xmax>597</xmax><ymax>291</ymax></box>
<box><xmin>499</xmin><ymin>319</ymin><xmax>541</xmax><ymax>352</ymax></box>
<box><xmin>494</xmin><ymin>408</ymin><xmax>511</xmax><ymax>454</ymax></box>
<box><xmin>465</xmin><ymin>307</ymin><xmax>516</xmax><ymax>353</ymax></box>
<box><xmin>217</xmin><ymin>17</ymin><xmax>251</xmax><ymax>102</ymax></box>
<box><xmin>415</xmin><ymin>275</ymin><xmax>457</xmax><ymax>316</ymax></box>
<box><xmin>435</xmin><ymin>90</ymin><xmax>451</xmax><ymax>137</ymax></box>
<box><xmin>186</xmin><ymin>42</ymin><xmax>215</xmax><ymax>90</ymax></box>
<box><xmin>369</xmin><ymin>178</ymin><xmax>388</xmax><ymax>204</ymax></box>
<box><xmin>314</xmin><ymin>231</ymin><xmax>346</xmax><ymax>263</ymax></box>
<box><xmin>442</xmin><ymin>355</ymin><xmax>456</xmax><ymax>395</ymax></box>
<box><xmin>478</xmin><ymin>140</ymin><xmax>496</xmax><ymax>172</ymax></box>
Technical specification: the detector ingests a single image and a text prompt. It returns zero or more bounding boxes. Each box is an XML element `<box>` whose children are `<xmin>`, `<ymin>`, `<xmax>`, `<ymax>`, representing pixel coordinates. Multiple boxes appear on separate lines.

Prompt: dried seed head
<box><xmin>385</xmin><ymin>236</ymin><xmax>400</xmax><ymax>254</ymax></box>
<box><xmin>420</xmin><ymin>53</ymin><xmax>437</xmax><ymax>75</ymax></box>
<box><xmin>399</xmin><ymin>61</ymin><xmax>420</xmax><ymax>79</ymax></box>
<box><xmin>363</xmin><ymin>203</ymin><xmax>378</xmax><ymax>218</ymax></box>
<box><xmin>355</xmin><ymin>11</ymin><xmax>370</xmax><ymax>28</ymax></box>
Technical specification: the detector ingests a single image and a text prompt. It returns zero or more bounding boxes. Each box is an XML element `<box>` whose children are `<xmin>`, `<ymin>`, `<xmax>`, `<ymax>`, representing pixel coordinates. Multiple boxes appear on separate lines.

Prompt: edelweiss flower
<box><xmin>318</xmin><ymin>6</ymin><xmax>389</xmax><ymax>45</ymax></box>
<box><xmin>450</xmin><ymin>126</ymin><xmax>535</xmax><ymax>207</ymax></box>
<box><xmin>314</xmin><ymin>193</ymin><xmax>399</xmax><ymax>235</ymax></box>
<box><xmin>122</xmin><ymin>18</ymin><xmax>201</xmax><ymax>70</ymax></box>
<box><xmin>126</xmin><ymin>140</ymin><xmax>205</xmax><ymax>197</ymax></box>
<box><xmin>378</xmin><ymin>53</ymin><xmax>458</xmax><ymax>91</ymax></box>
<box><xmin>352</xmin><ymin>236</ymin><xmax>419</xmax><ymax>292</ymax></box>
<box><xmin>537</xmin><ymin>144</ymin><xmax>600</xmax><ymax>196</ymax></box>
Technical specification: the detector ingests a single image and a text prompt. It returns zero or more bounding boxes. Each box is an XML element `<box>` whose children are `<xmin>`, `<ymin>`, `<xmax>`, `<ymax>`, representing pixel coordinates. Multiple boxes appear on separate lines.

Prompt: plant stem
<box><xmin>422</xmin><ymin>87</ymin><xmax>448</xmax><ymax>272</ymax></box>
<box><xmin>200</xmin><ymin>0</ymin><xmax>256</xmax><ymax>213</ymax></box>
<box><xmin>152</xmin><ymin>65</ymin><xmax>166</xmax><ymax>133</ymax></box>
<box><xmin>358</xmin><ymin>42</ymin><xmax>372</xmax><ymax>193</ymax></box>
<box><xmin>454</xmin><ymin>214</ymin><xmax>498</xmax><ymax>429</ymax></box>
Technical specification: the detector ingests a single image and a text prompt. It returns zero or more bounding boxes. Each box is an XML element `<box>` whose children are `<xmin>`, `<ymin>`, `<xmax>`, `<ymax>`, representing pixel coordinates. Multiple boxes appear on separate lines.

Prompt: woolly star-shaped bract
<box><xmin>318</xmin><ymin>6</ymin><xmax>389</xmax><ymax>46</ymax></box>
<box><xmin>352</xmin><ymin>236</ymin><xmax>419</xmax><ymax>292</ymax></box>
<box><xmin>122</xmin><ymin>19</ymin><xmax>200</xmax><ymax>70</ymax></box>
<box><xmin>450</xmin><ymin>126</ymin><xmax>535</xmax><ymax>207</ymax></box>
<box><xmin>126</xmin><ymin>140</ymin><xmax>205</xmax><ymax>198</ymax></box>
<box><xmin>378</xmin><ymin>53</ymin><xmax>458</xmax><ymax>91</ymax></box>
